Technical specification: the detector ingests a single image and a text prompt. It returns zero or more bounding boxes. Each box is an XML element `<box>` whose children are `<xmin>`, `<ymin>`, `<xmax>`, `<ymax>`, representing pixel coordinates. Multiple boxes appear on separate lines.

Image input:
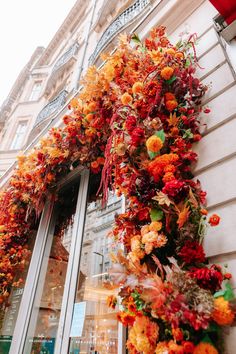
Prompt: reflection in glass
<box><xmin>69</xmin><ymin>177</ymin><xmax>123</xmax><ymax>354</ymax></box>
<box><xmin>23</xmin><ymin>182</ymin><xmax>79</xmax><ymax>354</ymax></box>
<box><xmin>0</xmin><ymin>217</ymin><xmax>39</xmax><ymax>354</ymax></box>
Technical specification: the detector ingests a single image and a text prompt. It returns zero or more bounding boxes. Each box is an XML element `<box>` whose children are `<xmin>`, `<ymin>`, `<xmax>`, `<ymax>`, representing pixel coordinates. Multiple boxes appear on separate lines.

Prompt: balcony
<box><xmin>52</xmin><ymin>42</ymin><xmax>79</xmax><ymax>73</ymax></box>
<box><xmin>44</xmin><ymin>43</ymin><xmax>79</xmax><ymax>95</ymax></box>
<box><xmin>89</xmin><ymin>0</ymin><xmax>150</xmax><ymax>64</ymax></box>
<box><xmin>34</xmin><ymin>90</ymin><xmax>68</xmax><ymax>127</ymax></box>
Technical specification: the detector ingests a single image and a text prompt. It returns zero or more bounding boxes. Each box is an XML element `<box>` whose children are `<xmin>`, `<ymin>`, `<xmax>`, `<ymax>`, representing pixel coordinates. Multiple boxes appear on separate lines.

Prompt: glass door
<box><xmin>67</xmin><ymin>175</ymin><xmax>123</xmax><ymax>354</ymax></box>
<box><xmin>23</xmin><ymin>180</ymin><xmax>80</xmax><ymax>354</ymax></box>
<box><xmin>0</xmin><ymin>212</ymin><xmax>40</xmax><ymax>354</ymax></box>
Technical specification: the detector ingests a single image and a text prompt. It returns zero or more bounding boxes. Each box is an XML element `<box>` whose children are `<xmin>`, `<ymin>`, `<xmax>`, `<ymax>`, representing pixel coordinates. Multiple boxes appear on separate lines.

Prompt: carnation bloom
<box><xmin>132</xmin><ymin>81</ymin><xmax>143</xmax><ymax>95</ymax></box>
<box><xmin>193</xmin><ymin>342</ymin><xmax>218</xmax><ymax>354</ymax></box>
<box><xmin>178</xmin><ymin>241</ymin><xmax>206</xmax><ymax>264</ymax></box>
<box><xmin>121</xmin><ymin>92</ymin><xmax>133</xmax><ymax>105</ymax></box>
<box><xmin>208</xmin><ymin>214</ymin><xmax>220</xmax><ymax>226</ymax></box>
<box><xmin>161</xmin><ymin>66</ymin><xmax>174</xmax><ymax>80</ymax></box>
<box><xmin>189</xmin><ymin>265</ymin><xmax>223</xmax><ymax>291</ymax></box>
<box><xmin>125</xmin><ymin>115</ymin><xmax>137</xmax><ymax>134</ymax></box>
<box><xmin>212</xmin><ymin>297</ymin><xmax>234</xmax><ymax>325</ymax></box>
<box><xmin>146</xmin><ymin>135</ymin><xmax>163</xmax><ymax>153</ymax></box>
<box><xmin>162</xmin><ymin>179</ymin><xmax>186</xmax><ymax>197</ymax></box>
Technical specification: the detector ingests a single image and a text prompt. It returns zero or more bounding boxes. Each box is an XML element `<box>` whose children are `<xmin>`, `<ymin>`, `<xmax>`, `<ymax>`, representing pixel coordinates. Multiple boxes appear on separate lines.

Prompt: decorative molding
<box><xmin>89</xmin><ymin>0</ymin><xmax>150</xmax><ymax>65</ymax></box>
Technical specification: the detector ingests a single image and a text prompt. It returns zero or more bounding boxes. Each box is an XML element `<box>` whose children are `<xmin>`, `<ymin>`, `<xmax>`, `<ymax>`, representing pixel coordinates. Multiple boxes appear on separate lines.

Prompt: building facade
<box><xmin>0</xmin><ymin>0</ymin><xmax>236</xmax><ymax>353</ymax></box>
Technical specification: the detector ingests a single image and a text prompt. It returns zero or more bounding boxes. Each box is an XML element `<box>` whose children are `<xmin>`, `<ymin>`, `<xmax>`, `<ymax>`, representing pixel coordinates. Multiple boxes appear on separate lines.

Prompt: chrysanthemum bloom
<box><xmin>117</xmin><ymin>311</ymin><xmax>135</xmax><ymax>326</ymax></box>
<box><xmin>146</xmin><ymin>135</ymin><xmax>163</xmax><ymax>153</ymax></box>
<box><xmin>161</xmin><ymin>66</ymin><xmax>174</xmax><ymax>80</ymax></box>
<box><xmin>149</xmin><ymin>221</ymin><xmax>162</xmax><ymax>232</ymax></box>
<box><xmin>132</xmin><ymin>81</ymin><xmax>143</xmax><ymax>95</ymax></box>
<box><xmin>178</xmin><ymin>240</ymin><xmax>206</xmax><ymax>264</ymax></box>
<box><xmin>155</xmin><ymin>341</ymin><xmax>169</xmax><ymax>354</ymax></box>
<box><xmin>121</xmin><ymin>92</ymin><xmax>133</xmax><ymax>105</ymax></box>
<box><xmin>208</xmin><ymin>214</ymin><xmax>220</xmax><ymax>226</ymax></box>
<box><xmin>166</xmin><ymin>99</ymin><xmax>178</xmax><ymax>112</ymax></box>
<box><xmin>212</xmin><ymin>297</ymin><xmax>234</xmax><ymax>325</ymax></box>
<box><xmin>193</xmin><ymin>342</ymin><xmax>218</xmax><ymax>354</ymax></box>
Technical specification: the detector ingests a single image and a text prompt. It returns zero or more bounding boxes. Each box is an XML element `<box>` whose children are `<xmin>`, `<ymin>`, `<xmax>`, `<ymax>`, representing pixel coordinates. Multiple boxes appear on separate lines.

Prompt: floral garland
<box><xmin>0</xmin><ymin>27</ymin><xmax>235</xmax><ymax>352</ymax></box>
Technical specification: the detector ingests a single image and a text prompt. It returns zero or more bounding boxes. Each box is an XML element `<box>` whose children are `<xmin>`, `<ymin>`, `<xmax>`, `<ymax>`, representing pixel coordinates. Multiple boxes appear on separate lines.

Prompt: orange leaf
<box><xmin>177</xmin><ymin>204</ymin><xmax>190</xmax><ymax>228</ymax></box>
<box><xmin>168</xmin><ymin>112</ymin><xmax>179</xmax><ymax>127</ymax></box>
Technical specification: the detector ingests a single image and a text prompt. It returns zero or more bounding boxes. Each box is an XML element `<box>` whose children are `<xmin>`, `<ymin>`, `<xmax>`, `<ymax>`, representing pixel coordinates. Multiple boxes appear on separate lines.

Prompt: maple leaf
<box><xmin>168</xmin><ymin>112</ymin><xmax>179</xmax><ymax>126</ymax></box>
<box><xmin>177</xmin><ymin>203</ymin><xmax>190</xmax><ymax>228</ymax></box>
<box><xmin>153</xmin><ymin>191</ymin><xmax>171</xmax><ymax>206</ymax></box>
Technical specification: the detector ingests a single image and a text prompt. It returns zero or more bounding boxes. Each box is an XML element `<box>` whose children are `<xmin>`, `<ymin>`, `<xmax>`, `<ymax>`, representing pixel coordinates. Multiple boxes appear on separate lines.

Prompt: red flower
<box><xmin>178</xmin><ymin>241</ymin><xmax>206</xmax><ymax>264</ymax></box>
<box><xmin>162</xmin><ymin>179</ymin><xmax>186</xmax><ymax>197</ymax></box>
<box><xmin>130</xmin><ymin>127</ymin><xmax>145</xmax><ymax>147</ymax></box>
<box><xmin>126</xmin><ymin>115</ymin><xmax>137</xmax><ymax>134</ymax></box>
<box><xmin>209</xmin><ymin>214</ymin><xmax>220</xmax><ymax>226</ymax></box>
<box><xmin>189</xmin><ymin>265</ymin><xmax>223</xmax><ymax>291</ymax></box>
<box><xmin>183</xmin><ymin>341</ymin><xmax>195</xmax><ymax>353</ymax></box>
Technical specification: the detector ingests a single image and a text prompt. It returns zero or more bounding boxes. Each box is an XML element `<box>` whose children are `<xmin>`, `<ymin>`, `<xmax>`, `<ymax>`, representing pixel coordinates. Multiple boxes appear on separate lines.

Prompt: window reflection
<box><xmin>23</xmin><ymin>182</ymin><xmax>79</xmax><ymax>354</ymax></box>
<box><xmin>69</xmin><ymin>177</ymin><xmax>122</xmax><ymax>354</ymax></box>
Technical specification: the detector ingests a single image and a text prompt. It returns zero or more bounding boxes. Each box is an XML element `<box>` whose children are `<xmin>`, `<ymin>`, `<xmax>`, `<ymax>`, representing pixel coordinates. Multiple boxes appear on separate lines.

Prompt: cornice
<box><xmin>36</xmin><ymin>0</ymin><xmax>87</xmax><ymax>67</ymax></box>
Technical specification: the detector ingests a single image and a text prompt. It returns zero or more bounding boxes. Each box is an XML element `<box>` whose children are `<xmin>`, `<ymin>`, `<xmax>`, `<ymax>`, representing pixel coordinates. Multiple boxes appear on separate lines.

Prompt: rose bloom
<box><xmin>146</xmin><ymin>135</ymin><xmax>163</xmax><ymax>153</ymax></box>
<box><xmin>160</xmin><ymin>66</ymin><xmax>174</xmax><ymax>80</ymax></box>
<box><xmin>209</xmin><ymin>214</ymin><xmax>220</xmax><ymax>226</ymax></box>
<box><xmin>121</xmin><ymin>92</ymin><xmax>133</xmax><ymax>105</ymax></box>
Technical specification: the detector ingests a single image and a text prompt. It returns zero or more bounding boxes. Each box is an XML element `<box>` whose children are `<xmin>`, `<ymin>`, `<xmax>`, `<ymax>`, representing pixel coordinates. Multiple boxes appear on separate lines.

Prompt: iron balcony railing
<box><xmin>34</xmin><ymin>90</ymin><xmax>68</xmax><ymax>127</ymax></box>
<box><xmin>89</xmin><ymin>0</ymin><xmax>150</xmax><ymax>64</ymax></box>
<box><xmin>52</xmin><ymin>42</ymin><xmax>79</xmax><ymax>73</ymax></box>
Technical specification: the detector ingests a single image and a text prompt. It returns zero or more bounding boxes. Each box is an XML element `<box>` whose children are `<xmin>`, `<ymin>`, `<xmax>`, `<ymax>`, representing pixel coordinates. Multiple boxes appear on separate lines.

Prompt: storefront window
<box><xmin>68</xmin><ymin>176</ymin><xmax>122</xmax><ymax>354</ymax></box>
<box><xmin>0</xmin><ymin>218</ymin><xmax>39</xmax><ymax>354</ymax></box>
<box><xmin>23</xmin><ymin>181</ymin><xmax>80</xmax><ymax>354</ymax></box>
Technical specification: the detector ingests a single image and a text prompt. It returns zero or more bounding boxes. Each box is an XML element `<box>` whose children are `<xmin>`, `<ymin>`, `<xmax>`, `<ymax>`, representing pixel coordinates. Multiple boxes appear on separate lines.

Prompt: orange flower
<box><xmin>209</xmin><ymin>214</ymin><xmax>220</xmax><ymax>226</ymax></box>
<box><xmin>193</xmin><ymin>342</ymin><xmax>218</xmax><ymax>354</ymax></box>
<box><xmin>121</xmin><ymin>92</ymin><xmax>133</xmax><ymax>105</ymax></box>
<box><xmin>175</xmin><ymin>51</ymin><xmax>184</xmax><ymax>60</ymax></box>
<box><xmin>146</xmin><ymin>135</ymin><xmax>163</xmax><ymax>153</ymax></box>
<box><xmin>165</xmin><ymin>92</ymin><xmax>176</xmax><ymax>101</ymax></box>
<box><xmin>91</xmin><ymin>160</ymin><xmax>99</xmax><ymax>169</ymax></box>
<box><xmin>97</xmin><ymin>156</ymin><xmax>105</xmax><ymax>165</ymax></box>
<box><xmin>132</xmin><ymin>81</ymin><xmax>143</xmax><ymax>95</ymax></box>
<box><xmin>212</xmin><ymin>297</ymin><xmax>234</xmax><ymax>325</ymax></box>
<box><xmin>117</xmin><ymin>311</ymin><xmax>135</xmax><ymax>326</ymax></box>
<box><xmin>149</xmin><ymin>221</ymin><xmax>162</xmax><ymax>232</ymax></box>
<box><xmin>172</xmin><ymin>328</ymin><xmax>183</xmax><ymax>342</ymax></box>
<box><xmin>200</xmin><ymin>208</ymin><xmax>208</xmax><ymax>215</ymax></box>
<box><xmin>163</xmin><ymin>172</ymin><xmax>175</xmax><ymax>183</ymax></box>
<box><xmin>166</xmin><ymin>48</ymin><xmax>176</xmax><ymax>55</ymax></box>
<box><xmin>106</xmin><ymin>295</ymin><xmax>117</xmax><ymax>309</ymax></box>
<box><xmin>155</xmin><ymin>342</ymin><xmax>169</xmax><ymax>353</ymax></box>
<box><xmin>166</xmin><ymin>100</ymin><xmax>178</xmax><ymax>112</ymax></box>
<box><xmin>161</xmin><ymin>66</ymin><xmax>174</xmax><ymax>80</ymax></box>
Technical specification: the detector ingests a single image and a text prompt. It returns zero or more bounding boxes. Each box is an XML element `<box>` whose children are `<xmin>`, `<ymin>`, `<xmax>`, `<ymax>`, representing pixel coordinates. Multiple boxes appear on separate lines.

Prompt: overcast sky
<box><xmin>0</xmin><ymin>0</ymin><xmax>77</xmax><ymax>106</ymax></box>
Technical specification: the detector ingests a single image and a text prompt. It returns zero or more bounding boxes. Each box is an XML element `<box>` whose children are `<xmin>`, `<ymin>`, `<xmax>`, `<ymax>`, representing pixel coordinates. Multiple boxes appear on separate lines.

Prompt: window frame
<box><xmin>9</xmin><ymin>120</ymin><xmax>28</xmax><ymax>150</ymax></box>
<box><xmin>28</xmin><ymin>81</ymin><xmax>42</xmax><ymax>102</ymax></box>
<box><xmin>9</xmin><ymin>168</ymin><xmax>126</xmax><ymax>354</ymax></box>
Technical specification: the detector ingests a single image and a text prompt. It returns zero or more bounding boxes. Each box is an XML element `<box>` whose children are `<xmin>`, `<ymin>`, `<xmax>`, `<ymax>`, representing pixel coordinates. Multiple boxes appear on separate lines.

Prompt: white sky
<box><xmin>0</xmin><ymin>0</ymin><xmax>77</xmax><ymax>106</ymax></box>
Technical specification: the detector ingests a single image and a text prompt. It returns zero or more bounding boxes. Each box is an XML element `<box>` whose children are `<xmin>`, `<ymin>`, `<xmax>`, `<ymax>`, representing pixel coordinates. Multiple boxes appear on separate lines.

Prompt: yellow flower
<box><xmin>121</xmin><ymin>92</ymin><xmax>133</xmax><ymax>105</ymax></box>
<box><xmin>146</xmin><ymin>135</ymin><xmax>163</xmax><ymax>153</ymax></box>
<box><xmin>132</xmin><ymin>81</ymin><xmax>143</xmax><ymax>95</ymax></box>
<box><xmin>193</xmin><ymin>342</ymin><xmax>218</xmax><ymax>354</ymax></box>
<box><xmin>212</xmin><ymin>297</ymin><xmax>234</xmax><ymax>325</ymax></box>
<box><xmin>160</xmin><ymin>66</ymin><xmax>174</xmax><ymax>80</ymax></box>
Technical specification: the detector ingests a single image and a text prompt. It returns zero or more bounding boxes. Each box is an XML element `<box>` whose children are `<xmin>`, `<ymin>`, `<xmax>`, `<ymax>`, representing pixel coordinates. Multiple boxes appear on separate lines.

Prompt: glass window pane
<box><xmin>23</xmin><ymin>181</ymin><xmax>80</xmax><ymax>354</ymax></box>
<box><xmin>0</xmin><ymin>215</ymin><xmax>40</xmax><ymax>353</ymax></box>
<box><xmin>10</xmin><ymin>121</ymin><xmax>28</xmax><ymax>150</ymax></box>
<box><xmin>68</xmin><ymin>176</ymin><xmax>123</xmax><ymax>354</ymax></box>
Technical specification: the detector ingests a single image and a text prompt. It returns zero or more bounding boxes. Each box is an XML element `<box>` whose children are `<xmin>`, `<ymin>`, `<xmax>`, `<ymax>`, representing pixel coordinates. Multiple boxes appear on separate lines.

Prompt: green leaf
<box><xmin>185</xmin><ymin>59</ymin><xmax>191</xmax><ymax>68</ymax></box>
<box><xmin>224</xmin><ymin>282</ymin><xmax>235</xmax><ymax>301</ymax></box>
<box><xmin>131</xmin><ymin>33</ymin><xmax>141</xmax><ymax>45</ymax></box>
<box><xmin>155</xmin><ymin>129</ymin><xmax>165</xmax><ymax>143</ymax></box>
<box><xmin>214</xmin><ymin>290</ymin><xmax>225</xmax><ymax>298</ymax></box>
<box><xmin>166</xmin><ymin>75</ymin><xmax>177</xmax><ymax>85</ymax></box>
<box><xmin>183</xmin><ymin>129</ymin><xmax>193</xmax><ymax>139</ymax></box>
<box><xmin>201</xmin><ymin>335</ymin><xmax>214</xmax><ymax>344</ymax></box>
<box><xmin>148</xmin><ymin>151</ymin><xmax>158</xmax><ymax>160</ymax></box>
<box><xmin>150</xmin><ymin>208</ymin><xmax>163</xmax><ymax>221</ymax></box>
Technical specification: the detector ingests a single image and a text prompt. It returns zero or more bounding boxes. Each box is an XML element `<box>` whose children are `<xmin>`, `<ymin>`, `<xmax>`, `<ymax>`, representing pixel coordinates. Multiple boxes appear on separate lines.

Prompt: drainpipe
<box><xmin>72</xmin><ymin>0</ymin><xmax>98</xmax><ymax>90</ymax></box>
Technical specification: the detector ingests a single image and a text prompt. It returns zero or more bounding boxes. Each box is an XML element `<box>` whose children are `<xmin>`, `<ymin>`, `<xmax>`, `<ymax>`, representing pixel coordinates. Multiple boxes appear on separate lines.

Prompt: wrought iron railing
<box><xmin>89</xmin><ymin>0</ymin><xmax>150</xmax><ymax>64</ymax></box>
<box><xmin>34</xmin><ymin>90</ymin><xmax>68</xmax><ymax>127</ymax></box>
<box><xmin>52</xmin><ymin>42</ymin><xmax>79</xmax><ymax>73</ymax></box>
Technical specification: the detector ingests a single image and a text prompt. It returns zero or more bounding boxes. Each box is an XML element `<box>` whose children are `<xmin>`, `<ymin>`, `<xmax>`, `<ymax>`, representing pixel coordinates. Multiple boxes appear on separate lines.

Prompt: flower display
<box><xmin>0</xmin><ymin>26</ymin><xmax>235</xmax><ymax>352</ymax></box>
